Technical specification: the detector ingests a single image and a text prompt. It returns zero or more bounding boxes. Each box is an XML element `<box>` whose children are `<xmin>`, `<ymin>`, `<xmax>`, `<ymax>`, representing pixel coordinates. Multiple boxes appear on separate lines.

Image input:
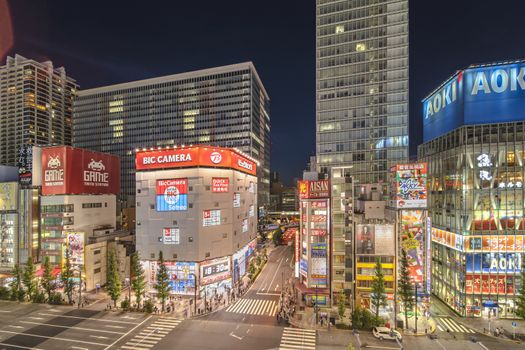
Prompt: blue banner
<box><xmin>156</xmin><ymin>194</ymin><xmax>188</xmax><ymax>211</ymax></box>
<box><xmin>466</xmin><ymin>253</ymin><xmax>522</xmax><ymax>273</ymax></box>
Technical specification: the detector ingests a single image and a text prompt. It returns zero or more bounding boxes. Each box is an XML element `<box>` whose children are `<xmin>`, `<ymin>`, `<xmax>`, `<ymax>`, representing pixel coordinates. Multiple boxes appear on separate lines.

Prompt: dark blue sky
<box><xmin>5</xmin><ymin>0</ymin><xmax>525</xmax><ymax>185</ymax></box>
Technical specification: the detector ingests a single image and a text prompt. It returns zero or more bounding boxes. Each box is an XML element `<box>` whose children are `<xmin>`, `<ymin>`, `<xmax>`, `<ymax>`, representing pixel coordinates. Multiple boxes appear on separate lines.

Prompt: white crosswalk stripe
<box><xmin>119</xmin><ymin>318</ymin><xmax>182</xmax><ymax>350</ymax></box>
<box><xmin>279</xmin><ymin>327</ymin><xmax>316</xmax><ymax>350</ymax></box>
<box><xmin>436</xmin><ymin>317</ymin><xmax>475</xmax><ymax>333</ymax></box>
<box><xmin>226</xmin><ymin>298</ymin><xmax>278</xmax><ymax>316</ymax></box>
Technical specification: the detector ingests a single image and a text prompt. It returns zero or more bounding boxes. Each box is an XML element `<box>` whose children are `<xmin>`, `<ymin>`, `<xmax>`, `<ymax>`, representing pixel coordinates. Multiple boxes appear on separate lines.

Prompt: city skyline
<box><xmin>4</xmin><ymin>0</ymin><xmax>525</xmax><ymax>184</ymax></box>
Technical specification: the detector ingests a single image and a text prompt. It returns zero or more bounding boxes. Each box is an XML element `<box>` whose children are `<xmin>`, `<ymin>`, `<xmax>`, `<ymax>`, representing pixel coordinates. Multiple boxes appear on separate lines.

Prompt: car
<box><xmin>372</xmin><ymin>327</ymin><xmax>402</xmax><ymax>341</ymax></box>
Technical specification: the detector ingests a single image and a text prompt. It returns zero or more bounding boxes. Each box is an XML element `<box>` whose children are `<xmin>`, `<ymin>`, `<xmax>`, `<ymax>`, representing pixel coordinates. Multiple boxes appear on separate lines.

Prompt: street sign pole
<box><xmin>512</xmin><ymin>321</ymin><xmax>517</xmax><ymax>339</ymax></box>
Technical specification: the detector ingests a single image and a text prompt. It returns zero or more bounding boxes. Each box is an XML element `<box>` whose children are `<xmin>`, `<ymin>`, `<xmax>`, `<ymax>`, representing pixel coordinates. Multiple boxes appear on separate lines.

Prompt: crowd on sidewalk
<box><xmin>277</xmin><ymin>278</ymin><xmax>296</xmax><ymax>324</ymax></box>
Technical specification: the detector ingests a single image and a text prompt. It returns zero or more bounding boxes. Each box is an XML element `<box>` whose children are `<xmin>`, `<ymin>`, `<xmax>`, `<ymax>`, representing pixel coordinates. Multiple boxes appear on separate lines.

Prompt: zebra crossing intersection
<box><xmin>279</xmin><ymin>327</ymin><xmax>316</xmax><ymax>350</ymax></box>
<box><xmin>225</xmin><ymin>297</ymin><xmax>279</xmax><ymax>317</ymax></box>
<box><xmin>435</xmin><ymin>316</ymin><xmax>476</xmax><ymax>333</ymax></box>
<box><xmin>120</xmin><ymin>317</ymin><xmax>182</xmax><ymax>350</ymax></box>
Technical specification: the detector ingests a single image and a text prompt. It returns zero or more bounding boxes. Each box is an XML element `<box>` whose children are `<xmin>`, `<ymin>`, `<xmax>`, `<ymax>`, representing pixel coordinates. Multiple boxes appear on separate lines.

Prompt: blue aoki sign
<box><xmin>466</xmin><ymin>253</ymin><xmax>523</xmax><ymax>274</ymax></box>
<box><xmin>423</xmin><ymin>61</ymin><xmax>525</xmax><ymax>142</ymax></box>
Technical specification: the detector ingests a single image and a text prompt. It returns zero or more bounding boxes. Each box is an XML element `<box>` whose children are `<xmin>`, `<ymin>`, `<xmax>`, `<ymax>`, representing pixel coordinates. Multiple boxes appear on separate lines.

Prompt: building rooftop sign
<box><xmin>135</xmin><ymin>145</ymin><xmax>257</xmax><ymax>176</ymax></box>
<box><xmin>298</xmin><ymin>180</ymin><xmax>330</xmax><ymax>199</ymax></box>
<box><xmin>423</xmin><ymin>60</ymin><xmax>525</xmax><ymax>142</ymax></box>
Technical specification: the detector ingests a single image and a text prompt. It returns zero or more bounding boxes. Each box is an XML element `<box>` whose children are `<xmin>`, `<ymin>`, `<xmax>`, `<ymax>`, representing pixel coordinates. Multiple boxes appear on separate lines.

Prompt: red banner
<box><xmin>135</xmin><ymin>146</ymin><xmax>256</xmax><ymax>176</ymax></box>
<box><xmin>156</xmin><ymin>179</ymin><xmax>188</xmax><ymax>195</ymax></box>
<box><xmin>42</xmin><ymin>146</ymin><xmax>120</xmax><ymax>195</ymax></box>
<box><xmin>298</xmin><ymin>180</ymin><xmax>330</xmax><ymax>199</ymax></box>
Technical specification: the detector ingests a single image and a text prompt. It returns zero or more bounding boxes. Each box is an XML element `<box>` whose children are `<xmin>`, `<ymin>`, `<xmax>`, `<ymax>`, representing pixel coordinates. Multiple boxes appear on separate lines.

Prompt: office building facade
<box><xmin>419</xmin><ymin>60</ymin><xmax>525</xmax><ymax>318</ymax></box>
<box><xmin>74</xmin><ymin>63</ymin><xmax>270</xmax><ymax>207</ymax></box>
<box><xmin>0</xmin><ymin>54</ymin><xmax>77</xmax><ymax>165</ymax></box>
<box><xmin>315</xmin><ymin>0</ymin><xmax>409</xmax><ymax>183</ymax></box>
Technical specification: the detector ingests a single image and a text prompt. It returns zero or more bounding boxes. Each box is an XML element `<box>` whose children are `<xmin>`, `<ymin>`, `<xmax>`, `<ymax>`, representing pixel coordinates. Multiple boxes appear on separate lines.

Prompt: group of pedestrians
<box><xmin>277</xmin><ymin>280</ymin><xmax>296</xmax><ymax>324</ymax></box>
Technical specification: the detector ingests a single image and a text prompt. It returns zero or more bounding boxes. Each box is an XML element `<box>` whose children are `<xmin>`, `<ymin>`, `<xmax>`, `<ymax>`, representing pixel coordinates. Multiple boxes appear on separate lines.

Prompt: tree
<box><xmin>41</xmin><ymin>256</ymin><xmax>56</xmax><ymax>302</ymax></box>
<box><xmin>370</xmin><ymin>258</ymin><xmax>387</xmax><ymax>318</ymax></box>
<box><xmin>9</xmin><ymin>264</ymin><xmax>24</xmax><ymax>301</ymax></box>
<box><xmin>107</xmin><ymin>250</ymin><xmax>122</xmax><ymax>308</ymax></box>
<box><xmin>130</xmin><ymin>252</ymin><xmax>146</xmax><ymax>309</ymax></box>
<box><xmin>338</xmin><ymin>292</ymin><xmax>346</xmax><ymax>319</ymax></box>
<box><xmin>22</xmin><ymin>257</ymin><xmax>37</xmax><ymax>301</ymax></box>
<box><xmin>516</xmin><ymin>256</ymin><xmax>525</xmax><ymax>319</ymax></box>
<box><xmin>398</xmin><ymin>249</ymin><xmax>414</xmax><ymax>328</ymax></box>
<box><xmin>61</xmin><ymin>247</ymin><xmax>75</xmax><ymax>304</ymax></box>
<box><xmin>155</xmin><ymin>251</ymin><xmax>171</xmax><ymax>312</ymax></box>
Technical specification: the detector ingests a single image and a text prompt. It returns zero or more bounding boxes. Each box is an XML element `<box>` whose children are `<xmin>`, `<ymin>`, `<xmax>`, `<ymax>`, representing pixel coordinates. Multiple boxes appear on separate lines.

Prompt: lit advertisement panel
<box><xmin>66</xmin><ymin>232</ymin><xmax>85</xmax><ymax>267</ymax></box>
<box><xmin>232</xmin><ymin>239</ymin><xmax>256</xmax><ymax>282</ymax></box>
<box><xmin>200</xmin><ymin>257</ymin><xmax>231</xmax><ymax>285</ymax></box>
<box><xmin>0</xmin><ymin>182</ymin><xmax>17</xmax><ymax>211</ymax></box>
<box><xmin>464</xmin><ymin>235</ymin><xmax>524</xmax><ymax>252</ymax></box>
<box><xmin>0</xmin><ymin>213</ymin><xmax>17</xmax><ymax>269</ymax></box>
<box><xmin>466</xmin><ymin>275</ymin><xmax>515</xmax><ymax>294</ymax></box>
<box><xmin>390</xmin><ymin>163</ymin><xmax>427</xmax><ymax>209</ymax></box>
<box><xmin>401</xmin><ymin>210</ymin><xmax>425</xmax><ymax>283</ymax></box>
<box><xmin>310</xmin><ymin>243</ymin><xmax>327</xmax><ymax>282</ymax></box>
<box><xmin>203</xmin><ymin>209</ymin><xmax>221</xmax><ymax>227</ymax></box>
<box><xmin>431</xmin><ymin>228</ymin><xmax>464</xmax><ymax>251</ymax></box>
<box><xmin>423</xmin><ymin>62</ymin><xmax>525</xmax><ymax>142</ymax></box>
<box><xmin>42</xmin><ymin>146</ymin><xmax>120</xmax><ymax>195</ymax></box>
<box><xmin>356</xmin><ymin>224</ymin><xmax>394</xmax><ymax>256</ymax></box>
<box><xmin>300</xmin><ymin>259</ymin><xmax>308</xmax><ymax>277</ymax></box>
<box><xmin>298</xmin><ymin>180</ymin><xmax>330</xmax><ymax>199</ymax></box>
<box><xmin>146</xmin><ymin>261</ymin><xmax>196</xmax><ymax>295</ymax></box>
<box><xmin>212</xmin><ymin>178</ymin><xmax>229</xmax><ymax>193</ymax></box>
<box><xmin>233</xmin><ymin>193</ymin><xmax>241</xmax><ymax>208</ymax></box>
<box><xmin>466</xmin><ymin>253</ymin><xmax>522</xmax><ymax>274</ymax></box>
<box><xmin>242</xmin><ymin>218</ymin><xmax>248</xmax><ymax>233</ymax></box>
<box><xmin>156</xmin><ymin>179</ymin><xmax>188</xmax><ymax>211</ymax></box>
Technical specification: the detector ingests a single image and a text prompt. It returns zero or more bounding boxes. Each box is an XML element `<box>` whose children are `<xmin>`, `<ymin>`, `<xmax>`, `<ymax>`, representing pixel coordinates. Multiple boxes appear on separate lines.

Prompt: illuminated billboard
<box><xmin>135</xmin><ymin>146</ymin><xmax>257</xmax><ymax>176</ymax></box>
<box><xmin>390</xmin><ymin>163</ymin><xmax>427</xmax><ymax>209</ymax></box>
<box><xmin>0</xmin><ymin>182</ymin><xmax>17</xmax><ymax>211</ymax></box>
<box><xmin>145</xmin><ymin>260</ymin><xmax>196</xmax><ymax>295</ymax></box>
<box><xmin>356</xmin><ymin>224</ymin><xmax>395</xmax><ymax>256</ymax></box>
<box><xmin>401</xmin><ymin>210</ymin><xmax>425</xmax><ymax>283</ymax></box>
<box><xmin>200</xmin><ymin>256</ymin><xmax>231</xmax><ymax>285</ymax></box>
<box><xmin>203</xmin><ymin>209</ymin><xmax>221</xmax><ymax>227</ymax></box>
<box><xmin>42</xmin><ymin>146</ymin><xmax>120</xmax><ymax>195</ymax></box>
<box><xmin>233</xmin><ymin>193</ymin><xmax>241</xmax><ymax>208</ymax></box>
<box><xmin>212</xmin><ymin>178</ymin><xmax>229</xmax><ymax>193</ymax></box>
<box><xmin>66</xmin><ymin>232</ymin><xmax>85</xmax><ymax>267</ymax></box>
<box><xmin>156</xmin><ymin>179</ymin><xmax>188</xmax><ymax>211</ymax></box>
<box><xmin>298</xmin><ymin>180</ymin><xmax>330</xmax><ymax>199</ymax></box>
<box><xmin>423</xmin><ymin>61</ymin><xmax>525</xmax><ymax>142</ymax></box>
<box><xmin>466</xmin><ymin>253</ymin><xmax>522</xmax><ymax>274</ymax></box>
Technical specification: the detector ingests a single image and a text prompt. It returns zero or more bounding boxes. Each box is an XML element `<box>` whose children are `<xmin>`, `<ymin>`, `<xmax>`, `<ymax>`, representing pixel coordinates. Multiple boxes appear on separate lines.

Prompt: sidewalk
<box><xmin>431</xmin><ymin>297</ymin><xmax>525</xmax><ymax>341</ymax></box>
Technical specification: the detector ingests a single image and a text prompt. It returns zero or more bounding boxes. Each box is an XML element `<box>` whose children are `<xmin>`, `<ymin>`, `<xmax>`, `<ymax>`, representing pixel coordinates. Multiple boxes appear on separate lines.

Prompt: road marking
<box><xmin>433</xmin><ymin>339</ymin><xmax>447</xmax><ymax>350</ymax></box>
<box><xmin>118</xmin><ymin>318</ymin><xmax>182</xmax><ymax>350</ymax></box>
<box><xmin>437</xmin><ymin>317</ymin><xmax>475</xmax><ymax>333</ymax></box>
<box><xmin>0</xmin><ymin>330</ymin><xmax>108</xmax><ymax>346</ymax></box>
<box><xmin>478</xmin><ymin>342</ymin><xmax>490</xmax><ymax>350</ymax></box>
<box><xmin>103</xmin><ymin>315</ymin><xmax>152</xmax><ymax>350</ymax></box>
<box><xmin>0</xmin><ymin>342</ymin><xmax>43</xmax><ymax>350</ymax></box>
<box><xmin>279</xmin><ymin>327</ymin><xmax>316</xmax><ymax>350</ymax></box>
<box><xmin>19</xmin><ymin>321</ymin><xmax>126</xmax><ymax>334</ymax></box>
<box><xmin>71</xmin><ymin>347</ymin><xmax>89</xmax><ymax>350</ymax></box>
<box><xmin>28</xmin><ymin>316</ymin><xmax>44</xmax><ymax>320</ymax></box>
<box><xmin>225</xmin><ymin>298</ymin><xmax>278</xmax><ymax>316</ymax></box>
<box><xmin>8</xmin><ymin>325</ymin><xmax>24</xmax><ymax>329</ymax></box>
<box><xmin>229</xmin><ymin>332</ymin><xmax>243</xmax><ymax>340</ymax></box>
<box><xmin>38</xmin><ymin>313</ymin><xmax>138</xmax><ymax>325</ymax></box>
<box><xmin>437</xmin><ymin>325</ymin><xmax>444</xmax><ymax>331</ymax></box>
<box><xmin>130</xmin><ymin>338</ymin><xmax>158</xmax><ymax>344</ymax></box>
<box><xmin>90</xmin><ymin>335</ymin><xmax>110</xmax><ymax>340</ymax></box>
<box><xmin>121</xmin><ymin>346</ymin><xmax>150</xmax><ymax>350</ymax></box>
<box><xmin>106</xmin><ymin>325</ymin><xmax>125</xmax><ymax>329</ymax></box>
<box><xmin>0</xmin><ymin>310</ymin><xmax>11</xmax><ymax>313</ymax></box>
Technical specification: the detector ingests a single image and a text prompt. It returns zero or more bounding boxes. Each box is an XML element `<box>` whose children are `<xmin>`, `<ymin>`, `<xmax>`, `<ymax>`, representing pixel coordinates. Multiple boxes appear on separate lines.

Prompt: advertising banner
<box><xmin>0</xmin><ymin>182</ymin><xmax>17</xmax><ymax>211</ymax></box>
<box><xmin>298</xmin><ymin>180</ymin><xmax>330</xmax><ymax>199</ymax></box>
<box><xmin>212</xmin><ymin>178</ymin><xmax>229</xmax><ymax>193</ymax></box>
<box><xmin>232</xmin><ymin>239</ymin><xmax>256</xmax><ymax>282</ymax></box>
<box><xmin>249</xmin><ymin>205</ymin><xmax>255</xmax><ymax>217</ymax></box>
<box><xmin>242</xmin><ymin>218</ymin><xmax>248</xmax><ymax>233</ymax></box>
<box><xmin>465</xmin><ymin>235</ymin><xmax>524</xmax><ymax>252</ymax></box>
<box><xmin>390</xmin><ymin>163</ymin><xmax>427</xmax><ymax>209</ymax></box>
<box><xmin>66</xmin><ymin>232</ymin><xmax>85</xmax><ymax>267</ymax></box>
<box><xmin>432</xmin><ymin>228</ymin><xmax>464</xmax><ymax>251</ymax></box>
<box><xmin>135</xmin><ymin>147</ymin><xmax>256</xmax><ymax>176</ymax></box>
<box><xmin>356</xmin><ymin>224</ymin><xmax>375</xmax><ymax>255</ymax></box>
<box><xmin>200</xmin><ymin>256</ymin><xmax>231</xmax><ymax>285</ymax></box>
<box><xmin>310</xmin><ymin>243</ymin><xmax>327</xmax><ymax>279</ymax></box>
<box><xmin>233</xmin><ymin>193</ymin><xmax>241</xmax><ymax>208</ymax></box>
<box><xmin>147</xmin><ymin>261</ymin><xmax>196</xmax><ymax>294</ymax></box>
<box><xmin>156</xmin><ymin>178</ymin><xmax>188</xmax><ymax>211</ymax></box>
<box><xmin>356</xmin><ymin>224</ymin><xmax>395</xmax><ymax>256</ymax></box>
<box><xmin>401</xmin><ymin>210</ymin><xmax>425</xmax><ymax>283</ymax></box>
<box><xmin>300</xmin><ymin>259</ymin><xmax>308</xmax><ymax>278</ymax></box>
<box><xmin>295</xmin><ymin>226</ymin><xmax>300</xmax><ymax>277</ymax></box>
<box><xmin>203</xmin><ymin>209</ymin><xmax>221</xmax><ymax>227</ymax></box>
<box><xmin>466</xmin><ymin>274</ymin><xmax>515</xmax><ymax>294</ymax></box>
<box><xmin>466</xmin><ymin>253</ymin><xmax>522</xmax><ymax>273</ymax></box>
<box><xmin>162</xmin><ymin>228</ymin><xmax>180</xmax><ymax>244</ymax></box>
<box><xmin>42</xmin><ymin>146</ymin><xmax>120</xmax><ymax>195</ymax></box>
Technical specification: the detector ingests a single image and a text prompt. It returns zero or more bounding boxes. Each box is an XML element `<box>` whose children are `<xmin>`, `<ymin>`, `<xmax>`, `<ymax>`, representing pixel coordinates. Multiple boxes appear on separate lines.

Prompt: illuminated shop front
<box><xmin>420</xmin><ymin>60</ymin><xmax>525</xmax><ymax>318</ymax></box>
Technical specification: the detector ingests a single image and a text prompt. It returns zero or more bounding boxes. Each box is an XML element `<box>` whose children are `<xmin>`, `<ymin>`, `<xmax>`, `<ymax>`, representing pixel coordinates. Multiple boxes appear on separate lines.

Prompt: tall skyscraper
<box><xmin>315</xmin><ymin>1</ymin><xmax>409</xmax><ymax>183</ymax></box>
<box><xmin>0</xmin><ymin>54</ymin><xmax>77</xmax><ymax>165</ymax></box>
<box><xmin>73</xmin><ymin>63</ymin><xmax>270</xmax><ymax>206</ymax></box>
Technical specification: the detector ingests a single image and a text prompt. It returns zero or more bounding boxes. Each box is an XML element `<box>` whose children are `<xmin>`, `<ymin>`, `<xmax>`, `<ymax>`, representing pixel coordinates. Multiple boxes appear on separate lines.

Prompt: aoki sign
<box><xmin>466</xmin><ymin>253</ymin><xmax>523</xmax><ymax>274</ymax></box>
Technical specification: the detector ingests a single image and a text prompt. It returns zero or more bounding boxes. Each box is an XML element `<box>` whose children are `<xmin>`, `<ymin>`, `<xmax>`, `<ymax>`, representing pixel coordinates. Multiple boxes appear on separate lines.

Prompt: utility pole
<box><xmin>414</xmin><ymin>283</ymin><xmax>418</xmax><ymax>334</ymax></box>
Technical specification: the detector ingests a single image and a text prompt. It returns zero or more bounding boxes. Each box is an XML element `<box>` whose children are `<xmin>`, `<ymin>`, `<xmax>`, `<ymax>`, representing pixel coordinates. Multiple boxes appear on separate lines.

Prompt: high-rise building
<box><xmin>0</xmin><ymin>54</ymin><xmax>77</xmax><ymax>165</ymax></box>
<box><xmin>315</xmin><ymin>1</ymin><xmax>409</xmax><ymax>183</ymax></box>
<box><xmin>73</xmin><ymin>63</ymin><xmax>270</xmax><ymax>207</ymax></box>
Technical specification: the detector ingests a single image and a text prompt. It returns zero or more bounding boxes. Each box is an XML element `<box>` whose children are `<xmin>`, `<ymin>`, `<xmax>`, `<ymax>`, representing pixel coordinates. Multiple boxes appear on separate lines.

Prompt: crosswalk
<box><xmin>120</xmin><ymin>317</ymin><xmax>182</xmax><ymax>350</ymax></box>
<box><xmin>435</xmin><ymin>317</ymin><xmax>475</xmax><ymax>333</ymax></box>
<box><xmin>279</xmin><ymin>327</ymin><xmax>316</xmax><ymax>350</ymax></box>
<box><xmin>225</xmin><ymin>298</ymin><xmax>279</xmax><ymax>316</ymax></box>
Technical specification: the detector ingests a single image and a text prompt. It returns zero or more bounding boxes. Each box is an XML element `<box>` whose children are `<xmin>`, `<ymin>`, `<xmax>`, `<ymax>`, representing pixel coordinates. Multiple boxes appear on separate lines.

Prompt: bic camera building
<box><xmin>135</xmin><ymin>146</ymin><xmax>258</xmax><ymax>297</ymax></box>
<box><xmin>419</xmin><ymin>60</ymin><xmax>525</xmax><ymax>318</ymax></box>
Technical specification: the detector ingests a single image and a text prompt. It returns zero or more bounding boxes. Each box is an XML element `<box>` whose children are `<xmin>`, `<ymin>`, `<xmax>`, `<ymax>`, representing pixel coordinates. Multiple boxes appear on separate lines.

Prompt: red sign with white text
<box><xmin>156</xmin><ymin>179</ymin><xmax>188</xmax><ymax>195</ymax></box>
<box><xmin>42</xmin><ymin>146</ymin><xmax>120</xmax><ymax>195</ymax></box>
<box><xmin>298</xmin><ymin>180</ymin><xmax>330</xmax><ymax>199</ymax></box>
<box><xmin>135</xmin><ymin>146</ymin><xmax>256</xmax><ymax>176</ymax></box>
<box><xmin>212</xmin><ymin>178</ymin><xmax>229</xmax><ymax>193</ymax></box>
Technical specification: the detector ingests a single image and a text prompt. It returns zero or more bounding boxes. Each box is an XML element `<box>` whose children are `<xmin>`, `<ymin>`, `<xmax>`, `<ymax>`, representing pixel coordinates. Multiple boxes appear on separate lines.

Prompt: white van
<box><xmin>372</xmin><ymin>327</ymin><xmax>402</xmax><ymax>341</ymax></box>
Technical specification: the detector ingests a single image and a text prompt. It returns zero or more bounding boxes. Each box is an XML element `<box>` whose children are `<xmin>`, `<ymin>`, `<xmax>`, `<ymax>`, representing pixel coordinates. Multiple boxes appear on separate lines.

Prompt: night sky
<box><xmin>4</xmin><ymin>0</ymin><xmax>525</xmax><ymax>185</ymax></box>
